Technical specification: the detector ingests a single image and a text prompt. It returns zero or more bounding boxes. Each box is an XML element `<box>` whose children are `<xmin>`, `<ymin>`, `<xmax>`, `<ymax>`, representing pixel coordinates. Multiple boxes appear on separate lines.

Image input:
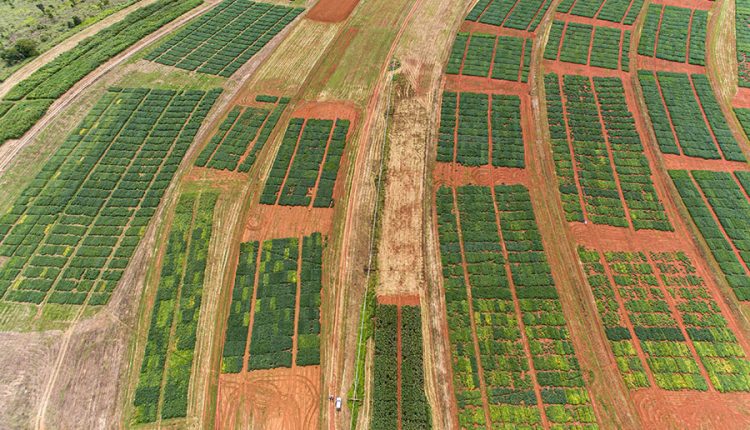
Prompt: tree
<box><xmin>1</xmin><ymin>39</ymin><xmax>39</xmax><ymax>66</ymax></box>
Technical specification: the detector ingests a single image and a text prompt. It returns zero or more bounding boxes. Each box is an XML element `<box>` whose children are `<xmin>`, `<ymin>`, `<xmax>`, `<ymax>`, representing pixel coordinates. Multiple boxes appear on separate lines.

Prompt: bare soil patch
<box><xmin>433</xmin><ymin>164</ymin><xmax>529</xmax><ymax>187</ymax></box>
<box><xmin>459</xmin><ymin>21</ymin><xmax>533</xmax><ymax>38</ymax></box>
<box><xmin>443</xmin><ymin>74</ymin><xmax>529</xmax><ymax>95</ymax></box>
<box><xmin>732</xmin><ymin>88</ymin><xmax>750</xmax><ymax>108</ymax></box>
<box><xmin>661</xmin><ymin>153</ymin><xmax>750</xmax><ymax>171</ymax></box>
<box><xmin>243</xmin><ymin>205</ymin><xmax>335</xmax><ymax>241</ymax></box>
<box><xmin>637</xmin><ymin>56</ymin><xmax>707</xmax><ymax>73</ymax></box>
<box><xmin>215</xmin><ymin>366</ymin><xmax>321</xmax><ymax>430</ymax></box>
<box><xmin>632</xmin><ymin>390</ymin><xmax>750</xmax><ymax>429</ymax></box>
<box><xmin>376</xmin><ymin>294</ymin><xmax>420</xmax><ymax>306</ymax></box>
<box><xmin>291</xmin><ymin>100</ymin><xmax>359</xmax><ymax>122</ymax></box>
<box><xmin>543</xmin><ymin>60</ymin><xmax>626</xmax><ymax>77</ymax></box>
<box><xmin>307</xmin><ymin>0</ymin><xmax>360</xmax><ymax>23</ymax></box>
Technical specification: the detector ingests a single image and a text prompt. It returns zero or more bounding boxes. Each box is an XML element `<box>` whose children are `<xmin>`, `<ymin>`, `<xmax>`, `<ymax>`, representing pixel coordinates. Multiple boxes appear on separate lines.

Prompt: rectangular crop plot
<box><xmin>437</xmin><ymin>92</ymin><xmax>525</xmax><ymax>168</ymax></box>
<box><xmin>132</xmin><ymin>189</ymin><xmax>218</xmax><ymax>423</ymax></box>
<box><xmin>435</xmin><ymin>184</ymin><xmax>599</xmax><ymax>428</ymax></box>
<box><xmin>146</xmin><ymin>0</ymin><xmax>303</xmax><ymax>77</ymax></box>
<box><xmin>0</xmin><ymin>0</ymin><xmax>202</xmax><ymax>145</ymax></box>
<box><xmin>218</xmin><ymin>233</ymin><xmax>324</xmax><ymax>373</ymax></box>
<box><xmin>0</xmin><ymin>87</ymin><xmax>221</xmax><ymax>307</ymax></box>
<box><xmin>579</xmin><ymin>247</ymin><xmax>750</xmax><ymax>392</ymax></box>
<box><xmin>371</xmin><ymin>304</ymin><xmax>432</xmax><ymax>430</ymax></box>
<box><xmin>545</xmin><ymin>22</ymin><xmax>625</xmax><ymax>70</ymax></box>
<box><xmin>638</xmin><ymin>71</ymin><xmax>746</xmax><ymax>161</ymax></box>
<box><xmin>669</xmin><ymin>170</ymin><xmax>750</xmax><ymax>301</ymax></box>
<box><xmin>543</xmin><ymin>73</ymin><xmax>671</xmax><ymax>230</ymax></box>
<box><xmin>737</xmin><ymin>0</ymin><xmax>750</xmax><ymax>87</ymax></box>
<box><xmin>446</xmin><ymin>32</ymin><xmax>531</xmax><ymax>82</ymax></box>
<box><xmin>637</xmin><ymin>5</ymin><xmax>707</xmax><ymax>65</ymax></box>
<box><xmin>558</xmin><ymin>0</ymin><xmax>643</xmax><ymax>24</ymax></box>
<box><xmin>195</xmin><ymin>95</ymin><xmax>289</xmax><ymax>172</ymax></box>
<box><xmin>260</xmin><ymin>117</ymin><xmax>350</xmax><ymax>208</ymax></box>
<box><xmin>465</xmin><ymin>0</ymin><xmax>553</xmax><ymax>32</ymax></box>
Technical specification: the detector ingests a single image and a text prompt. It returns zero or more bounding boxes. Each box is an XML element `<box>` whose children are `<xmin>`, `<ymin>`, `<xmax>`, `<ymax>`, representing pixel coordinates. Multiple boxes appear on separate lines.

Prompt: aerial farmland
<box><xmin>2</xmin><ymin>0</ymin><xmax>750</xmax><ymax>428</ymax></box>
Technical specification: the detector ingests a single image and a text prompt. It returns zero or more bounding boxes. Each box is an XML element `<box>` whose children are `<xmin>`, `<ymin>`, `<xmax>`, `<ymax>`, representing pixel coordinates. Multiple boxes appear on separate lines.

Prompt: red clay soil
<box><xmin>306</xmin><ymin>0</ymin><xmax>360</xmax><ymax>23</ymax></box>
<box><xmin>649</xmin><ymin>0</ymin><xmax>712</xmax><ymax>11</ymax></box>
<box><xmin>292</xmin><ymin>100</ymin><xmax>359</xmax><ymax>123</ymax></box>
<box><xmin>459</xmin><ymin>21</ymin><xmax>533</xmax><ymax>39</ymax></box>
<box><xmin>632</xmin><ymin>390</ymin><xmax>750</xmax><ymax>429</ymax></box>
<box><xmin>570</xmin><ymin>223</ymin><xmax>681</xmax><ymax>252</ymax></box>
<box><xmin>732</xmin><ymin>87</ymin><xmax>750</xmax><ymax>108</ymax></box>
<box><xmin>215</xmin><ymin>366</ymin><xmax>321</xmax><ymax>430</ymax></box>
<box><xmin>661</xmin><ymin>153</ymin><xmax>750</xmax><ymax>171</ymax></box>
<box><xmin>376</xmin><ymin>294</ymin><xmax>420</xmax><ymax>306</ymax></box>
<box><xmin>553</xmin><ymin>12</ymin><xmax>630</xmax><ymax>29</ymax></box>
<box><xmin>444</xmin><ymin>75</ymin><xmax>529</xmax><ymax>95</ymax></box>
<box><xmin>637</xmin><ymin>56</ymin><xmax>707</xmax><ymax>73</ymax></box>
<box><xmin>243</xmin><ymin>205</ymin><xmax>334</xmax><ymax>241</ymax></box>
<box><xmin>433</xmin><ymin>164</ymin><xmax>529</xmax><ymax>187</ymax></box>
<box><xmin>543</xmin><ymin>60</ymin><xmax>627</xmax><ymax>78</ymax></box>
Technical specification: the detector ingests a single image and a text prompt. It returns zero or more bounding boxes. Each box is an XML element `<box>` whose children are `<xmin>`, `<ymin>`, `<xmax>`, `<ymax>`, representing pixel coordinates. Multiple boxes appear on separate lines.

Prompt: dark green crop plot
<box><xmin>638</xmin><ymin>5</ymin><xmax>706</xmax><ymax>65</ymax></box>
<box><xmin>557</xmin><ymin>0</ymin><xmax>643</xmax><ymax>24</ymax></box>
<box><xmin>0</xmin><ymin>87</ymin><xmax>221</xmax><ymax>307</ymax></box>
<box><xmin>737</xmin><ymin>0</ymin><xmax>750</xmax><ymax>87</ymax></box>
<box><xmin>132</xmin><ymin>189</ymin><xmax>218</xmax><ymax>423</ymax></box>
<box><xmin>437</xmin><ymin>92</ymin><xmax>525</xmax><ymax>168</ymax></box>
<box><xmin>195</xmin><ymin>96</ymin><xmax>289</xmax><ymax>172</ymax></box>
<box><xmin>546</xmin><ymin>22</ymin><xmax>624</xmax><ymax>70</ymax></box>
<box><xmin>147</xmin><ymin>0</ymin><xmax>303</xmax><ymax>77</ymax></box>
<box><xmin>466</xmin><ymin>0</ymin><xmax>553</xmax><ymax>32</ymax></box>
<box><xmin>0</xmin><ymin>0</ymin><xmax>202</xmax><ymax>145</ymax></box>
<box><xmin>446</xmin><ymin>32</ymin><xmax>531</xmax><ymax>83</ymax></box>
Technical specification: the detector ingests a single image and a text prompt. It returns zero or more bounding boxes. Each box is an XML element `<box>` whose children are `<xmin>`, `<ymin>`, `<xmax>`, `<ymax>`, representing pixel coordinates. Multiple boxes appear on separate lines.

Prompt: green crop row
<box><xmin>466</xmin><ymin>0</ymin><xmax>553</xmax><ymax>32</ymax></box>
<box><xmin>638</xmin><ymin>5</ymin><xmax>706</xmax><ymax>65</ymax></box>
<box><xmin>0</xmin><ymin>87</ymin><xmax>221</xmax><ymax>306</ymax></box>
<box><xmin>638</xmin><ymin>71</ymin><xmax>745</xmax><ymax>161</ymax></box>
<box><xmin>220</xmin><ymin>241</ymin><xmax>259</xmax><ymax>373</ymax></box>
<box><xmin>132</xmin><ymin>189</ymin><xmax>218</xmax><ymax>423</ymax></box>
<box><xmin>298</xmin><ymin>233</ymin><xmax>323</xmax><ymax>366</ymax></box>
<box><xmin>146</xmin><ymin>0</ymin><xmax>303</xmax><ymax>77</ymax></box>
<box><xmin>437</xmin><ymin>92</ymin><xmax>525</xmax><ymax>168</ymax></box>
<box><xmin>558</xmin><ymin>23</ymin><xmax>593</xmax><ymax>65</ymax></box>
<box><xmin>737</xmin><ymin>0</ymin><xmax>750</xmax><ymax>87</ymax></box>
<box><xmin>196</xmin><ymin>96</ymin><xmax>289</xmax><ymax>172</ymax></box>
<box><xmin>446</xmin><ymin>32</ymin><xmax>531</xmax><ymax>83</ymax></box>
<box><xmin>401</xmin><ymin>306</ymin><xmax>432</xmax><ymax>429</ymax></box>
<box><xmin>260</xmin><ymin>118</ymin><xmax>349</xmax><ymax>208</ymax></box>
<box><xmin>545</xmin><ymin>22</ymin><xmax>624</xmax><ymax>70</ymax></box>
<box><xmin>436</xmin><ymin>184</ymin><xmax>598</xmax><ymax>428</ymax></box>
<box><xmin>372</xmin><ymin>304</ymin><xmax>399</xmax><ymax>429</ymax></box>
<box><xmin>0</xmin><ymin>0</ymin><xmax>202</xmax><ymax>145</ymax></box>
<box><xmin>558</xmin><ymin>0</ymin><xmax>643</xmax><ymax>24</ymax></box>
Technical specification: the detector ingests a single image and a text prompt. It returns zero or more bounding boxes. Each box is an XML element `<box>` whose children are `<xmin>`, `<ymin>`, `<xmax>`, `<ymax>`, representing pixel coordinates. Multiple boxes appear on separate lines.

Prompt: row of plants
<box><xmin>0</xmin><ymin>0</ymin><xmax>202</xmax><ymax>144</ymax></box>
<box><xmin>545</xmin><ymin>22</ymin><xmax>624</xmax><ymax>70</ymax></box>
<box><xmin>638</xmin><ymin>5</ymin><xmax>706</xmax><ymax>65</ymax></box>
<box><xmin>195</xmin><ymin>95</ymin><xmax>290</xmax><ymax>172</ymax></box>
<box><xmin>550</xmin><ymin>22</ymin><xmax>593</xmax><ymax>66</ymax></box>
<box><xmin>557</xmin><ymin>0</ymin><xmax>643</xmax><ymax>24</ymax></box>
<box><xmin>400</xmin><ymin>306</ymin><xmax>432</xmax><ymax>429</ymax></box>
<box><xmin>0</xmin><ymin>87</ymin><xmax>221</xmax><ymax>306</ymax></box>
<box><xmin>465</xmin><ymin>0</ymin><xmax>553</xmax><ymax>32</ymax></box>
<box><xmin>593</xmin><ymin>77</ymin><xmax>672</xmax><ymax>231</ymax></box>
<box><xmin>737</xmin><ymin>0</ymin><xmax>750</xmax><ymax>87</ymax></box>
<box><xmin>297</xmin><ymin>233</ymin><xmax>324</xmax><ymax>366</ymax></box>
<box><xmin>146</xmin><ymin>0</ymin><xmax>303</xmax><ymax>77</ymax></box>
<box><xmin>372</xmin><ymin>304</ymin><xmax>399</xmax><ymax>429</ymax></box>
<box><xmin>132</xmin><ymin>189</ymin><xmax>218</xmax><ymax>423</ymax></box>
<box><xmin>669</xmin><ymin>170</ymin><xmax>750</xmax><ymax>301</ymax></box>
<box><xmin>436</xmin><ymin>185</ymin><xmax>599</xmax><ymax>428</ymax></box>
<box><xmin>437</xmin><ymin>92</ymin><xmax>525</xmax><ymax>168</ymax></box>
<box><xmin>220</xmin><ymin>241</ymin><xmax>259</xmax><ymax>373</ymax></box>
<box><xmin>639</xmin><ymin>71</ymin><xmax>745</xmax><ymax>161</ymax></box>
<box><xmin>446</xmin><ymin>32</ymin><xmax>531</xmax><ymax>83</ymax></box>
<box><xmin>621</xmin><ymin>30</ymin><xmax>631</xmax><ymax>71</ymax></box>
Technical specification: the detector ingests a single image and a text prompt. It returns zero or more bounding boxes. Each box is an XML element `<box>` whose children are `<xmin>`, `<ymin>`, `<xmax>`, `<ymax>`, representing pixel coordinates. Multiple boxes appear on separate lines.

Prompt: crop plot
<box><xmin>437</xmin><ymin>91</ymin><xmax>525</xmax><ymax>168</ymax></box>
<box><xmin>195</xmin><ymin>95</ymin><xmax>289</xmax><ymax>172</ymax></box>
<box><xmin>435</xmin><ymin>184</ymin><xmax>599</xmax><ymax>429</ymax></box>
<box><xmin>737</xmin><ymin>0</ymin><xmax>750</xmax><ymax>88</ymax></box>
<box><xmin>146</xmin><ymin>0</ymin><xmax>303</xmax><ymax>77</ymax></box>
<box><xmin>260</xmin><ymin>115</ymin><xmax>350</xmax><ymax>208</ymax></box>
<box><xmin>669</xmin><ymin>170</ymin><xmax>750</xmax><ymax>301</ymax></box>
<box><xmin>0</xmin><ymin>87</ymin><xmax>221</xmax><ymax>307</ymax></box>
<box><xmin>218</xmin><ymin>233</ymin><xmax>323</xmax><ymax>373</ymax></box>
<box><xmin>637</xmin><ymin>5</ymin><xmax>707</xmax><ymax>66</ymax></box>
<box><xmin>132</xmin><ymin>189</ymin><xmax>218</xmax><ymax>424</ymax></box>
<box><xmin>638</xmin><ymin>72</ymin><xmax>746</xmax><ymax>161</ymax></box>
<box><xmin>371</xmin><ymin>302</ymin><xmax>432</xmax><ymax>430</ymax></box>
<box><xmin>545</xmin><ymin>21</ymin><xmax>626</xmax><ymax>70</ymax></box>
<box><xmin>557</xmin><ymin>0</ymin><xmax>643</xmax><ymax>25</ymax></box>
<box><xmin>579</xmin><ymin>247</ymin><xmax>750</xmax><ymax>392</ymax></box>
<box><xmin>543</xmin><ymin>73</ymin><xmax>671</xmax><ymax>230</ymax></box>
<box><xmin>0</xmin><ymin>0</ymin><xmax>202</xmax><ymax>144</ymax></box>
<box><xmin>465</xmin><ymin>0</ymin><xmax>553</xmax><ymax>32</ymax></box>
<box><xmin>446</xmin><ymin>32</ymin><xmax>531</xmax><ymax>83</ymax></box>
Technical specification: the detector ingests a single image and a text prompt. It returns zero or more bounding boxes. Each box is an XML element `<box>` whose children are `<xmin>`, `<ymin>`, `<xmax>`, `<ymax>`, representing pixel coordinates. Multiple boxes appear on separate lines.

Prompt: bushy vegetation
<box><xmin>638</xmin><ymin>5</ymin><xmax>706</xmax><ymax>65</ymax></box>
<box><xmin>0</xmin><ymin>87</ymin><xmax>221</xmax><ymax>306</ymax></box>
<box><xmin>545</xmin><ymin>22</ymin><xmax>625</xmax><ymax>70</ymax></box>
<box><xmin>436</xmin><ymin>184</ymin><xmax>598</xmax><ymax>428</ymax></box>
<box><xmin>372</xmin><ymin>304</ymin><xmax>399</xmax><ymax>429</ymax></box>
<box><xmin>146</xmin><ymin>0</ymin><xmax>303</xmax><ymax>77</ymax></box>
<box><xmin>0</xmin><ymin>0</ymin><xmax>201</xmax><ymax>145</ymax></box>
<box><xmin>132</xmin><ymin>190</ymin><xmax>218</xmax><ymax>423</ymax></box>
<box><xmin>297</xmin><ymin>233</ymin><xmax>324</xmax><ymax>366</ymax></box>
<box><xmin>466</xmin><ymin>0</ymin><xmax>553</xmax><ymax>32</ymax></box>
<box><xmin>260</xmin><ymin>118</ymin><xmax>349</xmax><ymax>208</ymax></box>
<box><xmin>446</xmin><ymin>32</ymin><xmax>531</xmax><ymax>83</ymax></box>
<box><xmin>437</xmin><ymin>92</ymin><xmax>525</xmax><ymax>168</ymax></box>
<box><xmin>221</xmin><ymin>242</ymin><xmax>259</xmax><ymax>373</ymax></box>
<box><xmin>195</xmin><ymin>96</ymin><xmax>289</xmax><ymax>172</ymax></box>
